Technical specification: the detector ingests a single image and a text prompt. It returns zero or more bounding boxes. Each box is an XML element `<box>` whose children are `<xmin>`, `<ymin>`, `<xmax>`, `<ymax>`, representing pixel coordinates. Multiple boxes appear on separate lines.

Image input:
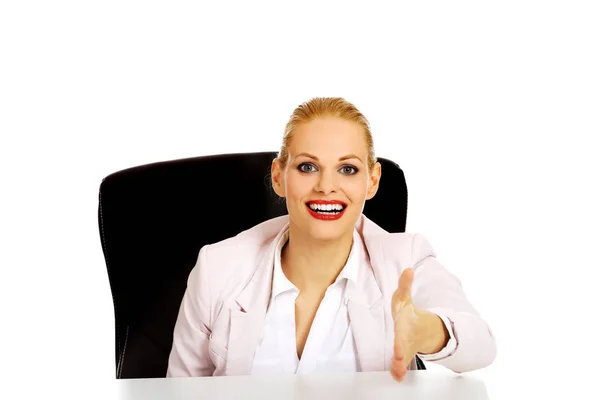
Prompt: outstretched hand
<box><xmin>390</xmin><ymin>268</ymin><xmax>449</xmax><ymax>382</ymax></box>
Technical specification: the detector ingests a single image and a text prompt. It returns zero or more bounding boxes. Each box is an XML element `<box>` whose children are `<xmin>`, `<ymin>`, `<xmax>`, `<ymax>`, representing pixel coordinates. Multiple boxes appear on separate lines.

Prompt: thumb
<box><xmin>397</xmin><ymin>268</ymin><xmax>414</xmax><ymax>303</ymax></box>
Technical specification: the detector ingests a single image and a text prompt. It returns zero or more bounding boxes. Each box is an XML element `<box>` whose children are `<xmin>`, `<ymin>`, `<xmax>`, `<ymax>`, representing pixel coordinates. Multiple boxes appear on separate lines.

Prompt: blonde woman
<box><xmin>167</xmin><ymin>97</ymin><xmax>496</xmax><ymax>382</ymax></box>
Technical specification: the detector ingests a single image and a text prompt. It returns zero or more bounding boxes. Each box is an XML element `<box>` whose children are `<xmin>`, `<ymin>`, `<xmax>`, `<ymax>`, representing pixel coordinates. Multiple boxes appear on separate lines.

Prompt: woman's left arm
<box><xmin>408</xmin><ymin>233</ymin><xmax>497</xmax><ymax>373</ymax></box>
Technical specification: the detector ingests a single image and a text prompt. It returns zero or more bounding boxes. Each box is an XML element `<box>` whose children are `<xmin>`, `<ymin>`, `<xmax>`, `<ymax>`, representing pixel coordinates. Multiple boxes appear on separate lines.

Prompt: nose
<box><xmin>314</xmin><ymin>170</ymin><xmax>338</xmax><ymax>195</ymax></box>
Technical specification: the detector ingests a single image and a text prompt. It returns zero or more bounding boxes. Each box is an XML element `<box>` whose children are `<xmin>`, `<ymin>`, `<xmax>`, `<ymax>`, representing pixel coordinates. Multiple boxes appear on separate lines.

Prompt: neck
<box><xmin>281</xmin><ymin>223</ymin><xmax>354</xmax><ymax>293</ymax></box>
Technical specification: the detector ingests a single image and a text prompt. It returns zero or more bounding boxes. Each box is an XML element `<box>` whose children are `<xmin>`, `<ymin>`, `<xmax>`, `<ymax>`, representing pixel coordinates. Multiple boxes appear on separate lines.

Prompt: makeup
<box><xmin>305</xmin><ymin>200</ymin><xmax>347</xmax><ymax>221</ymax></box>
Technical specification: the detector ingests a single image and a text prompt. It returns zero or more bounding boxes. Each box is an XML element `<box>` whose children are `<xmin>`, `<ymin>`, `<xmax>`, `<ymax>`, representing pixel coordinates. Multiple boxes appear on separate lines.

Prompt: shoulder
<box><xmin>364</xmin><ymin>230</ymin><xmax>440</xmax><ymax>296</ymax></box>
<box><xmin>207</xmin><ymin>215</ymin><xmax>286</xmax><ymax>252</ymax></box>
<box><xmin>384</xmin><ymin>232</ymin><xmax>437</xmax><ymax>265</ymax></box>
<box><xmin>190</xmin><ymin>215</ymin><xmax>287</xmax><ymax>287</ymax></box>
<box><xmin>201</xmin><ymin>215</ymin><xmax>287</xmax><ymax>267</ymax></box>
<box><xmin>360</xmin><ymin>215</ymin><xmax>436</xmax><ymax>266</ymax></box>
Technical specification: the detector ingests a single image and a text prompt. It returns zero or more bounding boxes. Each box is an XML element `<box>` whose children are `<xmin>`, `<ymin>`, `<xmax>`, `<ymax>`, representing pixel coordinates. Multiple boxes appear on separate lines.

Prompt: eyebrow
<box><xmin>294</xmin><ymin>152</ymin><xmax>363</xmax><ymax>162</ymax></box>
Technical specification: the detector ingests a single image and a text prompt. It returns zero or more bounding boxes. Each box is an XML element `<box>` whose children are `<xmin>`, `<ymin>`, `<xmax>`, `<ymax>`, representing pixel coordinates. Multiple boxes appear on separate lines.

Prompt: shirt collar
<box><xmin>272</xmin><ymin>228</ymin><xmax>296</xmax><ymax>298</ymax></box>
<box><xmin>271</xmin><ymin>227</ymin><xmax>362</xmax><ymax>299</ymax></box>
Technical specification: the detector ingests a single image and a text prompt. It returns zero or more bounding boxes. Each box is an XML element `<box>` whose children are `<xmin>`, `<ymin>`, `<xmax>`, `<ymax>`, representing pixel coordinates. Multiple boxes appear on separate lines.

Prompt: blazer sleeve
<box><xmin>410</xmin><ymin>233</ymin><xmax>497</xmax><ymax>373</ymax></box>
<box><xmin>166</xmin><ymin>245</ymin><xmax>215</xmax><ymax>377</ymax></box>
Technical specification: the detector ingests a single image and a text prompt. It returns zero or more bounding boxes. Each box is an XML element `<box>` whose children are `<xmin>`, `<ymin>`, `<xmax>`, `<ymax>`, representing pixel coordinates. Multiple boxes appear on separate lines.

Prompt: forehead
<box><xmin>289</xmin><ymin>117</ymin><xmax>367</xmax><ymax>156</ymax></box>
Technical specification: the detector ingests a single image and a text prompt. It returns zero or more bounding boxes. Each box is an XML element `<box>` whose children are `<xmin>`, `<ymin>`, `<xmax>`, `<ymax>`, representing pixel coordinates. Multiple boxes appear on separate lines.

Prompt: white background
<box><xmin>1</xmin><ymin>1</ymin><xmax>599</xmax><ymax>398</ymax></box>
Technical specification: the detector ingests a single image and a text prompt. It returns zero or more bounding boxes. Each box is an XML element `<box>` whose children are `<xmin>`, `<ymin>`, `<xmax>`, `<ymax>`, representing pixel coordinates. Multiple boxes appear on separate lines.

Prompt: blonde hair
<box><xmin>277</xmin><ymin>97</ymin><xmax>377</xmax><ymax>170</ymax></box>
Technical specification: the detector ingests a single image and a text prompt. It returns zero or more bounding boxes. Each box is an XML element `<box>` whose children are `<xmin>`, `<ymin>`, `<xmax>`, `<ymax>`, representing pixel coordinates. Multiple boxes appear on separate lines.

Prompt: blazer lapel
<box><xmin>224</xmin><ymin>307</ymin><xmax>266</xmax><ymax>375</ymax></box>
<box><xmin>348</xmin><ymin>295</ymin><xmax>386</xmax><ymax>372</ymax></box>
<box><xmin>224</xmin><ymin>224</ymin><xmax>288</xmax><ymax>375</ymax></box>
<box><xmin>348</xmin><ymin>231</ymin><xmax>387</xmax><ymax>372</ymax></box>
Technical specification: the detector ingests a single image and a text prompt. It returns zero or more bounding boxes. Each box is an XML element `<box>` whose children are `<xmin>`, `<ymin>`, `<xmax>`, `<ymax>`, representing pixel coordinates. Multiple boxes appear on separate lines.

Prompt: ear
<box><xmin>365</xmin><ymin>161</ymin><xmax>382</xmax><ymax>200</ymax></box>
<box><xmin>271</xmin><ymin>159</ymin><xmax>286</xmax><ymax>198</ymax></box>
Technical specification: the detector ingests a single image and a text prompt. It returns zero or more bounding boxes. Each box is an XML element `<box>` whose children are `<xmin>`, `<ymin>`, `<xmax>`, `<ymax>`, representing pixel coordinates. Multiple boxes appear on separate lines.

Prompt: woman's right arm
<box><xmin>166</xmin><ymin>245</ymin><xmax>215</xmax><ymax>377</ymax></box>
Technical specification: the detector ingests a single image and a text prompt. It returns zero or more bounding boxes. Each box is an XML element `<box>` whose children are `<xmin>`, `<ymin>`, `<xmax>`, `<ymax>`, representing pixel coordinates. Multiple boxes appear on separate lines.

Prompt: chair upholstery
<box><xmin>97</xmin><ymin>151</ymin><xmax>422</xmax><ymax>378</ymax></box>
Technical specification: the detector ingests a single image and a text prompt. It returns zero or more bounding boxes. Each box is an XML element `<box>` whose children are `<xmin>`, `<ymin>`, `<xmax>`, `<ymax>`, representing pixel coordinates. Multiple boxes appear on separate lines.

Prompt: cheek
<box><xmin>342</xmin><ymin>179</ymin><xmax>369</xmax><ymax>201</ymax></box>
<box><xmin>284</xmin><ymin>173</ymin><xmax>314</xmax><ymax>200</ymax></box>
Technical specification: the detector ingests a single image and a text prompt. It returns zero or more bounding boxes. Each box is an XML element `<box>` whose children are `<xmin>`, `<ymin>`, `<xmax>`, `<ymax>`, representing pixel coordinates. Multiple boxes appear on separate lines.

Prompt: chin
<box><xmin>288</xmin><ymin>206</ymin><xmax>358</xmax><ymax>241</ymax></box>
<box><xmin>305</xmin><ymin>218</ymin><xmax>357</xmax><ymax>242</ymax></box>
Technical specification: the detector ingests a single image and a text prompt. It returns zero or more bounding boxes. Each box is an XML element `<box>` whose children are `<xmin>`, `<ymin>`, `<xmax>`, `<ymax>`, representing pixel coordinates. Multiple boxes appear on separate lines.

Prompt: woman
<box><xmin>166</xmin><ymin>97</ymin><xmax>496</xmax><ymax>382</ymax></box>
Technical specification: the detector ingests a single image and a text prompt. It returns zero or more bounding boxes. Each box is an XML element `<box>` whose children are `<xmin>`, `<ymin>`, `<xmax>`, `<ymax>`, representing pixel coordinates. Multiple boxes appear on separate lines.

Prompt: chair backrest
<box><xmin>98</xmin><ymin>151</ymin><xmax>412</xmax><ymax>378</ymax></box>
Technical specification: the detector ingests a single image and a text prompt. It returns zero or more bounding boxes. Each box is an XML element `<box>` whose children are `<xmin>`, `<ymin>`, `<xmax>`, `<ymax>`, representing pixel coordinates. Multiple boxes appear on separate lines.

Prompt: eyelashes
<box><xmin>339</xmin><ymin>165</ymin><xmax>358</xmax><ymax>175</ymax></box>
<box><xmin>298</xmin><ymin>163</ymin><xmax>317</xmax><ymax>173</ymax></box>
<box><xmin>297</xmin><ymin>162</ymin><xmax>359</xmax><ymax>175</ymax></box>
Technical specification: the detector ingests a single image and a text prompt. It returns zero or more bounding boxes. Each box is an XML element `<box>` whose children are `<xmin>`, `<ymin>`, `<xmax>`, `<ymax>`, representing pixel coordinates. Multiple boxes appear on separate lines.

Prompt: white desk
<box><xmin>116</xmin><ymin>371</ymin><xmax>489</xmax><ymax>399</ymax></box>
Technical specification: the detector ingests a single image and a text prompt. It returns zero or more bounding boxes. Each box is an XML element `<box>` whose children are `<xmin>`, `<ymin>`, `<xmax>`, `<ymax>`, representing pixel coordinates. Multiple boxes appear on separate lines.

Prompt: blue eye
<box><xmin>298</xmin><ymin>163</ymin><xmax>317</xmax><ymax>173</ymax></box>
<box><xmin>297</xmin><ymin>163</ymin><xmax>358</xmax><ymax>175</ymax></box>
<box><xmin>340</xmin><ymin>165</ymin><xmax>358</xmax><ymax>175</ymax></box>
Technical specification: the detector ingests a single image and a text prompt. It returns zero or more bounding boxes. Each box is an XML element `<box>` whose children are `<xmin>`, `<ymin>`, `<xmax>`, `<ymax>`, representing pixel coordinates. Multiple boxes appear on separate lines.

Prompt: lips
<box><xmin>305</xmin><ymin>200</ymin><xmax>348</xmax><ymax>221</ymax></box>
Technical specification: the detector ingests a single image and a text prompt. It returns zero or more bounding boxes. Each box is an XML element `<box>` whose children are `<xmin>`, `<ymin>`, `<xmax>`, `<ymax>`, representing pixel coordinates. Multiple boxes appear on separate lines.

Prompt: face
<box><xmin>271</xmin><ymin>117</ymin><xmax>381</xmax><ymax>242</ymax></box>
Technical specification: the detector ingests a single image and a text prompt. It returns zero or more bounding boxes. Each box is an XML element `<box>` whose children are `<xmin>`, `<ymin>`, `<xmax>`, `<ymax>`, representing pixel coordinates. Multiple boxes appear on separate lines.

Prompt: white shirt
<box><xmin>251</xmin><ymin>228</ymin><xmax>361</xmax><ymax>375</ymax></box>
<box><xmin>250</xmin><ymin>228</ymin><xmax>458</xmax><ymax>375</ymax></box>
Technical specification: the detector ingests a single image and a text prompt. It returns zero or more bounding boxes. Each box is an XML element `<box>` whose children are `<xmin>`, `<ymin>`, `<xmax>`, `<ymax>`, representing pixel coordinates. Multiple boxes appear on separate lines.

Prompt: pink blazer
<box><xmin>167</xmin><ymin>214</ymin><xmax>497</xmax><ymax>377</ymax></box>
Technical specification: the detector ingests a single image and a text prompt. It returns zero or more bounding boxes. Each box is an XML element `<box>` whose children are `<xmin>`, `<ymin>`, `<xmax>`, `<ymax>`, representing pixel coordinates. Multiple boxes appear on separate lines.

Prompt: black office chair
<box><xmin>98</xmin><ymin>151</ymin><xmax>424</xmax><ymax>379</ymax></box>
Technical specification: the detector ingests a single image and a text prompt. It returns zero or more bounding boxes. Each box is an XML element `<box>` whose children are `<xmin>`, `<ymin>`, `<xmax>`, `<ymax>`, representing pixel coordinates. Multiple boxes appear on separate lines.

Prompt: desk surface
<box><xmin>116</xmin><ymin>371</ymin><xmax>489</xmax><ymax>400</ymax></box>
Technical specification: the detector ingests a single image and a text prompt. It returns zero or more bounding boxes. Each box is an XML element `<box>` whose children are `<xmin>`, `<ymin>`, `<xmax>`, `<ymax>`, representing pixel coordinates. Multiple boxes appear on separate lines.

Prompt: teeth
<box><xmin>308</xmin><ymin>203</ymin><xmax>345</xmax><ymax>212</ymax></box>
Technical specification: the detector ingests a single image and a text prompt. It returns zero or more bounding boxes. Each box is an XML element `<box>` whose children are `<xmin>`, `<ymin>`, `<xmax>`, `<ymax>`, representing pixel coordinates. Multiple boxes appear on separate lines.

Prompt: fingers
<box><xmin>391</xmin><ymin>268</ymin><xmax>417</xmax><ymax>383</ymax></box>
<box><xmin>391</xmin><ymin>351</ymin><xmax>417</xmax><ymax>382</ymax></box>
<box><xmin>393</xmin><ymin>333</ymin><xmax>404</xmax><ymax>361</ymax></box>
<box><xmin>394</xmin><ymin>337</ymin><xmax>416</xmax><ymax>365</ymax></box>
<box><xmin>391</xmin><ymin>364</ymin><xmax>406</xmax><ymax>381</ymax></box>
<box><xmin>390</xmin><ymin>357</ymin><xmax>409</xmax><ymax>382</ymax></box>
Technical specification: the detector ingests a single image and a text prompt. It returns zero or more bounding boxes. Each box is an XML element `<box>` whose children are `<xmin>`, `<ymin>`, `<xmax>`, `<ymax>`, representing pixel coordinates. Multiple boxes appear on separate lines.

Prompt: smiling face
<box><xmin>271</xmin><ymin>116</ymin><xmax>381</xmax><ymax>242</ymax></box>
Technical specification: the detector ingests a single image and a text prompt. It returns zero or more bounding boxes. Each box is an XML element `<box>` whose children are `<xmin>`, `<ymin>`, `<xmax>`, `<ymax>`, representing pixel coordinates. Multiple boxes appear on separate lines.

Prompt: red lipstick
<box><xmin>305</xmin><ymin>200</ymin><xmax>347</xmax><ymax>221</ymax></box>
